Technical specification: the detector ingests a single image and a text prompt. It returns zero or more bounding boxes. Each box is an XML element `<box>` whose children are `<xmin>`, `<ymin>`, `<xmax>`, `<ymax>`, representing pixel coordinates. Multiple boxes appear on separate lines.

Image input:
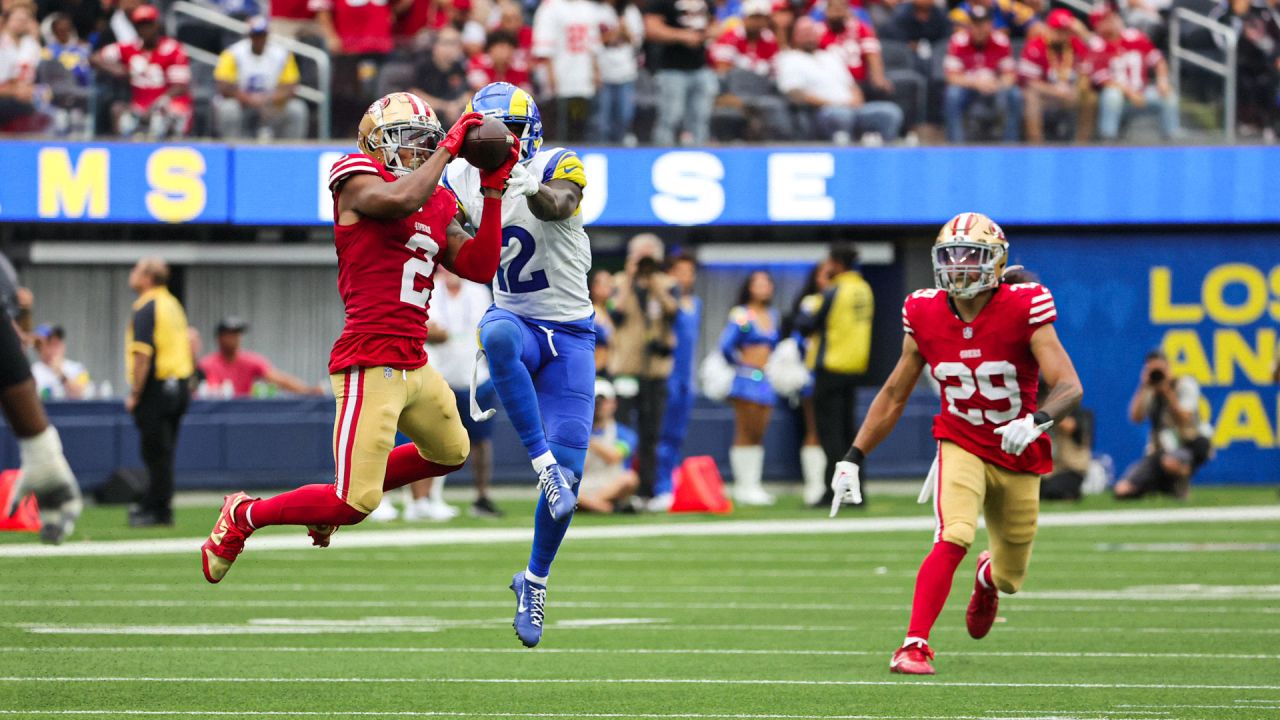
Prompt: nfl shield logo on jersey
<box><xmin>963</xmin><ymin>327</ymin><xmax>974</xmax><ymax>339</ymax></box>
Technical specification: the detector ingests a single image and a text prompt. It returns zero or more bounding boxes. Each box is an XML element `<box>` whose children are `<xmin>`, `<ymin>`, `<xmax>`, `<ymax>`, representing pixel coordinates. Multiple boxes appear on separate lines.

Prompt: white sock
<box><xmin>429</xmin><ymin>476</ymin><xmax>445</xmax><ymax>503</ymax></box>
<box><xmin>977</xmin><ymin>557</ymin><xmax>993</xmax><ymax>590</ymax></box>
<box><xmin>244</xmin><ymin>503</ymin><xmax>257</xmax><ymax>530</ymax></box>
<box><xmin>17</xmin><ymin>426</ymin><xmax>65</xmax><ymax>489</ymax></box>
<box><xmin>524</xmin><ymin>568</ymin><xmax>548</xmax><ymax>585</ymax></box>
<box><xmin>531</xmin><ymin>451</ymin><xmax>557</xmax><ymax>475</ymax></box>
<box><xmin>729</xmin><ymin>445</ymin><xmax>766</xmax><ymax>494</ymax></box>
<box><xmin>800</xmin><ymin>445</ymin><xmax>827</xmax><ymax>504</ymax></box>
<box><xmin>904</xmin><ymin>636</ymin><xmax>929</xmax><ymax>648</ymax></box>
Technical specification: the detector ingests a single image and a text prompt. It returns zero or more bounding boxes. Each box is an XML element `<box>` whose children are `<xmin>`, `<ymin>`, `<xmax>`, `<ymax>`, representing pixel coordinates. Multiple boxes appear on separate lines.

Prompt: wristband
<box><xmin>1032</xmin><ymin>410</ymin><xmax>1053</xmax><ymax>427</ymax></box>
<box><xmin>842</xmin><ymin>446</ymin><xmax>866</xmax><ymax>465</ymax></box>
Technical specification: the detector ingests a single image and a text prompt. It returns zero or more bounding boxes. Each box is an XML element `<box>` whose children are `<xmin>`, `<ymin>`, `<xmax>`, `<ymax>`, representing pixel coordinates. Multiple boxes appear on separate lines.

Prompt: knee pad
<box><xmin>345</xmin><ymin>486</ymin><xmax>383</xmax><ymax>516</ymax></box>
<box><xmin>940</xmin><ymin>521</ymin><xmax>976</xmax><ymax>549</ymax></box>
<box><xmin>480</xmin><ymin>319</ymin><xmax>523</xmax><ymax>361</ymax></box>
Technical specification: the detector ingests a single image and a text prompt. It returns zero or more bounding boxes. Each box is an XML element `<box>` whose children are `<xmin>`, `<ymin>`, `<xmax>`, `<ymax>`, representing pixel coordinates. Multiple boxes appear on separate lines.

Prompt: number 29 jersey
<box><xmin>903</xmin><ymin>282</ymin><xmax>1058</xmax><ymax>475</ymax></box>
<box><xmin>443</xmin><ymin>147</ymin><xmax>592</xmax><ymax>323</ymax></box>
<box><xmin>326</xmin><ymin>153</ymin><xmax>455</xmax><ymax>374</ymax></box>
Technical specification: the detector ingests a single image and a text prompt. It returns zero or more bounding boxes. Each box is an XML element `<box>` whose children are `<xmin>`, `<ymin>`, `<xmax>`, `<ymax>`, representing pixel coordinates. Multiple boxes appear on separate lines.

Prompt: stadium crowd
<box><xmin>0</xmin><ymin>0</ymin><xmax>1275</xmax><ymax>143</ymax></box>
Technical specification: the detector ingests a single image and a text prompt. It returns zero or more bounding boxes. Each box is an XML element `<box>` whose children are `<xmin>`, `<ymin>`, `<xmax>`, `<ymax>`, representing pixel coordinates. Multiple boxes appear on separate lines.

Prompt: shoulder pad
<box><xmin>328</xmin><ymin>153</ymin><xmax>381</xmax><ymax>192</ymax></box>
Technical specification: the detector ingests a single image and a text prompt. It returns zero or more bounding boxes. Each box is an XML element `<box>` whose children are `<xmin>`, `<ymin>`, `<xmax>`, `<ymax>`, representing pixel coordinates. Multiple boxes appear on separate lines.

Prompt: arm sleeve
<box><xmin>131</xmin><ymin>301</ymin><xmax>157</xmax><ymax>356</ymax></box>
<box><xmin>279</xmin><ymin>53</ymin><xmax>301</xmax><ymax>85</ymax></box>
<box><xmin>1026</xmin><ymin>284</ymin><xmax>1057</xmax><ymax>329</ymax></box>
<box><xmin>719</xmin><ymin>309</ymin><xmax>745</xmax><ymax>363</ymax></box>
<box><xmin>449</xmin><ymin>195</ymin><xmax>502</xmax><ymax>283</ymax></box>
<box><xmin>547</xmin><ymin>149</ymin><xmax>587</xmax><ymax>189</ymax></box>
<box><xmin>213</xmin><ymin>50</ymin><xmax>238</xmax><ymax>84</ymax></box>
<box><xmin>328</xmin><ymin>153</ymin><xmax>381</xmax><ymax>192</ymax></box>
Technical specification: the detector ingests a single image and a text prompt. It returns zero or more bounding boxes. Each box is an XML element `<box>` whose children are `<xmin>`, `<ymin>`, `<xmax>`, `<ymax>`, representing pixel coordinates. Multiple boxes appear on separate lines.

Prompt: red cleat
<box><xmin>966</xmin><ymin>550</ymin><xmax>998</xmax><ymax>639</ymax></box>
<box><xmin>306</xmin><ymin>524</ymin><xmax>338</xmax><ymax>548</ymax></box>
<box><xmin>200</xmin><ymin>492</ymin><xmax>256</xmax><ymax>584</ymax></box>
<box><xmin>889</xmin><ymin>640</ymin><xmax>935</xmax><ymax>675</ymax></box>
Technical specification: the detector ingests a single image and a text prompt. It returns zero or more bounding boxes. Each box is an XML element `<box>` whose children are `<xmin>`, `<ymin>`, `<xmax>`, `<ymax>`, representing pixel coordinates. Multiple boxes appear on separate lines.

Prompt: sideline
<box><xmin>1</xmin><ymin>505</ymin><xmax>1277</xmax><ymax>559</ymax></box>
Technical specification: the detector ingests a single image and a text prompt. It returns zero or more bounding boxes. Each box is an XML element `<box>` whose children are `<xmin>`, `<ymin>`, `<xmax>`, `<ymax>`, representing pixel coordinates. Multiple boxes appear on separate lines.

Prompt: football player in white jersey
<box><xmin>443</xmin><ymin>82</ymin><xmax>594</xmax><ymax>648</ymax></box>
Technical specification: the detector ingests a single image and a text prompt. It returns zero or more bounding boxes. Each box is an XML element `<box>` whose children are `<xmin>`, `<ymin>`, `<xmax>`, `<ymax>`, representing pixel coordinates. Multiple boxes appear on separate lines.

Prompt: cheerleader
<box><xmin>718</xmin><ymin>270</ymin><xmax>779</xmax><ymax>506</ymax></box>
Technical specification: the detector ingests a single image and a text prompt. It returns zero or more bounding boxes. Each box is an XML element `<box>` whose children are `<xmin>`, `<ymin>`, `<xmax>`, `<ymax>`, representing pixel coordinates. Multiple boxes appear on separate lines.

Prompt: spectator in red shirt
<box><xmin>1019</xmin><ymin>8</ymin><xmax>1093</xmax><ymax>142</ymax></box>
<box><xmin>942</xmin><ymin>4</ymin><xmax>1021</xmax><ymax>142</ymax></box>
<box><xmin>91</xmin><ymin>4</ymin><xmax>193</xmax><ymax>138</ymax></box>
<box><xmin>198</xmin><ymin>317</ymin><xmax>324</xmax><ymax>398</ymax></box>
<box><xmin>267</xmin><ymin>0</ymin><xmax>318</xmax><ymax>40</ymax></box>
<box><xmin>820</xmin><ymin>0</ymin><xmax>891</xmax><ymax>96</ymax></box>
<box><xmin>467</xmin><ymin>31</ymin><xmax>530</xmax><ymax>90</ymax></box>
<box><xmin>710</xmin><ymin>0</ymin><xmax>779</xmax><ymax>76</ymax></box>
<box><xmin>1088</xmin><ymin>4</ymin><xmax>1177</xmax><ymax>140</ymax></box>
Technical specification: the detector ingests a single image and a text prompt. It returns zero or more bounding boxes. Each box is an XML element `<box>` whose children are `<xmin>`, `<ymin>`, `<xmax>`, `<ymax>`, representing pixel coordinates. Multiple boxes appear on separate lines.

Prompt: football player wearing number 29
<box><xmin>199</xmin><ymin>92</ymin><xmax>519</xmax><ymax>584</ymax></box>
<box><xmin>443</xmin><ymin>83</ymin><xmax>594</xmax><ymax>648</ymax></box>
<box><xmin>829</xmin><ymin>213</ymin><xmax>1083</xmax><ymax>675</ymax></box>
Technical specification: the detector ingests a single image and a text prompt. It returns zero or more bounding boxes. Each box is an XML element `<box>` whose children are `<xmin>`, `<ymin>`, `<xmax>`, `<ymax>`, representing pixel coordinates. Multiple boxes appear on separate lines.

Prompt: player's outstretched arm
<box><xmin>1029</xmin><ymin>324</ymin><xmax>1083</xmax><ymax>423</ymax></box>
<box><xmin>525</xmin><ymin>179</ymin><xmax>582</xmax><ymax>222</ymax></box>
<box><xmin>441</xmin><ymin>142</ymin><xmax>519</xmax><ymax>284</ymax></box>
<box><xmin>341</xmin><ymin>113</ymin><xmax>485</xmax><ymax>220</ymax></box>
<box><xmin>849</xmin><ymin>334</ymin><xmax>927</xmax><ymax>458</ymax></box>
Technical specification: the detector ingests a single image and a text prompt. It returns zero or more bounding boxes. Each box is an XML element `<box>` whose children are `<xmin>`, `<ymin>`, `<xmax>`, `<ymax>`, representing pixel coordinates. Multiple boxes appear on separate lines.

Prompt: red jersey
<box><xmin>903</xmin><ymin>283</ymin><xmax>1057</xmax><ymax>475</ymax></box>
<box><xmin>1086</xmin><ymin>29</ymin><xmax>1162</xmax><ymax>92</ymax></box>
<box><xmin>466</xmin><ymin>53</ymin><xmax>530</xmax><ymax>90</ymax></box>
<box><xmin>98</xmin><ymin>37</ymin><xmax>192</xmax><ymax>111</ymax></box>
<box><xmin>709</xmin><ymin>26</ymin><xmax>779</xmax><ymax>76</ymax></box>
<box><xmin>198</xmin><ymin>351</ymin><xmax>273</xmax><ymax>397</ymax></box>
<box><xmin>309</xmin><ymin>0</ymin><xmax>394</xmax><ymax>55</ymax></box>
<box><xmin>943</xmin><ymin>29</ymin><xmax>1014</xmax><ymax>78</ymax></box>
<box><xmin>270</xmin><ymin>0</ymin><xmax>315</xmax><ymax>21</ymax></box>
<box><xmin>819</xmin><ymin>20</ymin><xmax>880</xmax><ymax>83</ymax></box>
<box><xmin>1017</xmin><ymin>35</ymin><xmax>1088</xmax><ymax>86</ymax></box>
<box><xmin>326</xmin><ymin>153</ymin><xmax>455</xmax><ymax>374</ymax></box>
<box><xmin>392</xmin><ymin>0</ymin><xmax>450</xmax><ymax>42</ymax></box>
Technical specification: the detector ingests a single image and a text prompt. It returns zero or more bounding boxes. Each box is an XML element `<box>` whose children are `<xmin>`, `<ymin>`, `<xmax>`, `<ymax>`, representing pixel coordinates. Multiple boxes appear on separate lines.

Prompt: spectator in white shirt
<box><xmin>532</xmin><ymin>0</ymin><xmax>601</xmax><ymax>142</ymax></box>
<box><xmin>31</xmin><ymin>324</ymin><xmax>90</xmax><ymax>400</ymax></box>
<box><xmin>212</xmin><ymin>17</ymin><xmax>308</xmax><ymax>140</ymax></box>
<box><xmin>775</xmin><ymin>16</ymin><xmax>903</xmax><ymax>143</ymax></box>
<box><xmin>0</xmin><ymin>3</ymin><xmax>44</xmax><ymax>131</ymax></box>
<box><xmin>593</xmin><ymin>0</ymin><xmax>643</xmax><ymax>144</ymax></box>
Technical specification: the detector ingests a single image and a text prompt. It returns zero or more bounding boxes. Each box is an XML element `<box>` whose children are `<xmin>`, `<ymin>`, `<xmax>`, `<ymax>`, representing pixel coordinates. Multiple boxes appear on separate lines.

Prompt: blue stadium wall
<box><xmin>1</xmin><ymin>141</ymin><xmax>1275</xmax><ymax>486</ymax></box>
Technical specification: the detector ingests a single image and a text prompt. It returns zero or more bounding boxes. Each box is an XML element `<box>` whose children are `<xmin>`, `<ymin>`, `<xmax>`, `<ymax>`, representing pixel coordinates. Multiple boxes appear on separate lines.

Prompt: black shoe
<box><xmin>470</xmin><ymin>497</ymin><xmax>504</xmax><ymax>518</ymax></box>
<box><xmin>128</xmin><ymin>508</ymin><xmax>173</xmax><ymax>527</ymax></box>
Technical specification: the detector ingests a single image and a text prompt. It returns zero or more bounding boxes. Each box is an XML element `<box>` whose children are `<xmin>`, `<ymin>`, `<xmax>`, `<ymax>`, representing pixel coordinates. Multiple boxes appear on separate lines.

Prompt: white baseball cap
<box><xmin>594</xmin><ymin>378</ymin><xmax>616</xmax><ymax>400</ymax></box>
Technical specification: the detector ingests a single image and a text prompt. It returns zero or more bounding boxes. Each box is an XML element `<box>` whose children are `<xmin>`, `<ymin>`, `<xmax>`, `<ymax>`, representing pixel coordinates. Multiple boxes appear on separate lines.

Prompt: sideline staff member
<box><xmin>125</xmin><ymin>257</ymin><xmax>193</xmax><ymax>527</ymax></box>
<box><xmin>796</xmin><ymin>243</ymin><xmax>874</xmax><ymax>506</ymax></box>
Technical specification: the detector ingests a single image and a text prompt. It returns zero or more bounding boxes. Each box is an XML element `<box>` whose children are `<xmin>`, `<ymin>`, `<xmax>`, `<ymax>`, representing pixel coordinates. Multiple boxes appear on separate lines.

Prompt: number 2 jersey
<box><xmin>326</xmin><ymin>153</ymin><xmax>455</xmax><ymax>374</ymax></box>
<box><xmin>903</xmin><ymin>283</ymin><xmax>1058</xmax><ymax>475</ymax></box>
<box><xmin>443</xmin><ymin>147</ymin><xmax>592</xmax><ymax>323</ymax></box>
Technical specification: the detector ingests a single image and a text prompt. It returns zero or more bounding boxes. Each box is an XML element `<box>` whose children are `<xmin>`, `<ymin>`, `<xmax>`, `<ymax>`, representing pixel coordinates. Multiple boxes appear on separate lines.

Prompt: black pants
<box><xmin>133</xmin><ymin>379</ymin><xmax>189</xmax><ymax>520</ymax></box>
<box><xmin>813</xmin><ymin>370</ymin><xmax>863</xmax><ymax>501</ymax></box>
<box><xmin>616</xmin><ymin>377</ymin><xmax>668</xmax><ymax>498</ymax></box>
<box><xmin>1041</xmin><ymin>470</ymin><xmax>1084</xmax><ymax>501</ymax></box>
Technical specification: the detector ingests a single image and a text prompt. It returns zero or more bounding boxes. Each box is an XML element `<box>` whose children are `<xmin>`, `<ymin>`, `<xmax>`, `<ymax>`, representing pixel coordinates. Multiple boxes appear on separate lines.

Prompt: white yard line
<box><xmin>0</xmin><ymin>707</ymin><xmax>1172</xmax><ymax>712</ymax></box>
<box><xmin>0</xmin><ymin>676</ymin><xmax>1275</xmax><ymax>691</ymax></box>
<box><xmin>1</xmin><ymin>646</ymin><xmax>1277</xmax><ymax>661</ymax></box>
<box><xmin>1</xmin><ymin>505</ymin><xmax>1276</xmax><ymax>558</ymax></box>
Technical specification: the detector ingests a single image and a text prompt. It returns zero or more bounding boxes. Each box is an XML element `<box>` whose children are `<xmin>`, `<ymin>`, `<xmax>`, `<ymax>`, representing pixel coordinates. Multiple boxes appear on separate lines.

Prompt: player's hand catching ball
<box><xmin>828</xmin><ymin>460</ymin><xmax>863</xmax><ymax>517</ymax></box>
<box><xmin>440</xmin><ymin>111</ymin><xmax>485</xmax><ymax>158</ymax></box>
<box><xmin>479</xmin><ymin>140</ymin><xmax>521</xmax><ymax>192</ymax></box>
<box><xmin>994</xmin><ymin>412</ymin><xmax>1053</xmax><ymax>456</ymax></box>
<box><xmin>505</xmin><ymin>162</ymin><xmax>541</xmax><ymax>197</ymax></box>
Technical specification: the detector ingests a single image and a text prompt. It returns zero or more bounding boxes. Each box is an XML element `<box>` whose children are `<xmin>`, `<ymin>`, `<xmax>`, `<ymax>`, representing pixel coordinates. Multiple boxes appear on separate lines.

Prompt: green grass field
<box><xmin>0</xmin><ymin>486</ymin><xmax>1277</xmax><ymax>720</ymax></box>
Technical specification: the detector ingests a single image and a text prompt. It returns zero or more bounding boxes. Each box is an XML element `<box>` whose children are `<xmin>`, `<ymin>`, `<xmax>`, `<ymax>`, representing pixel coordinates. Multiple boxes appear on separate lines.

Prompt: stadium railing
<box><xmin>1169</xmin><ymin>7</ymin><xmax>1237</xmax><ymax>142</ymax></box>
<box><xmin>165</xmin><ymin>1</ymin><xmax>333</xmax><ymax>140</ymax></box>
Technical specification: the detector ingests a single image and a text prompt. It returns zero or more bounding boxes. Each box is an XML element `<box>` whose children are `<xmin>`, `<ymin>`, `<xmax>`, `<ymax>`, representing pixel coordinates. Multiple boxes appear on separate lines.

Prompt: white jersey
<box><xmin>444</xmin><ymin>147</ymin><xmax>592</xmax><ymax>323</ymax></box>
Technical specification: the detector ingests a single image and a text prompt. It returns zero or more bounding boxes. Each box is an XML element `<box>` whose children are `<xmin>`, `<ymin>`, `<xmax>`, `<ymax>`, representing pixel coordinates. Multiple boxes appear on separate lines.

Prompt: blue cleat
<box><xmin>510</xmin><ymin>571</ymin><xmax>547</xmax><ymax>648</ymax></box>
<box><xmin>537</xmin><ymin>464</ymin><xmax>577</xmax><ymax>522</ymax></box>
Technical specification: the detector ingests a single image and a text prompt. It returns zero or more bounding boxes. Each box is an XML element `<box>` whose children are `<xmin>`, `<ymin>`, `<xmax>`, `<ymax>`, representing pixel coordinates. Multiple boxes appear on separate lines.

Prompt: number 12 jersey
<box><xmin>444</xmin><ymin>147</ymin><xmax>592</xmax><ymax>323</ymax></box>
<box><xmin>903</xmin><ymin>283</ymin><xmax>1058</xmax><ymax>475</ymax></box>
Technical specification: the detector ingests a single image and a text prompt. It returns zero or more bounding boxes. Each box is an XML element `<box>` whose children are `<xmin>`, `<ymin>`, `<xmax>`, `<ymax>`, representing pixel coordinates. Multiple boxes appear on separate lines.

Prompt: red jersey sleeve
<box><xmin>1017</xmin><ymin>38</ymin><xmax>1046</xmax><ymax>83</ymax></box>
<box><xmin>858</xmin><ymin>21</ymin><xmax>880</xmax><ymax>55</ymax></box>
<box><xmin>328</xmin><ymin>153</ymin><xmax>381</xmax><ymax>192</ymax></box>
<box><xmin>943</xmin><ymin>34</ymin><xmax>967</xmax><ymax>74</ymax></box>
<box><xmin>162</xmin><ymin>40</ymin><xmax>192</xmax><ymax>86</ymax></box>
<box><xmin>1025</xmin><ymin>283</ymin><xmax>1057</xmax><ymax>329</ymax></box>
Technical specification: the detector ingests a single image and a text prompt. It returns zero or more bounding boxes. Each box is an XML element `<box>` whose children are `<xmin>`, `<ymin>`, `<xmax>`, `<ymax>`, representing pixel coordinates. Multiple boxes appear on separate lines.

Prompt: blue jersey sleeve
<box><xmin>720</xmin><ymin>306</ymin><xmax>750</xmax><ymax>363</ymax></box>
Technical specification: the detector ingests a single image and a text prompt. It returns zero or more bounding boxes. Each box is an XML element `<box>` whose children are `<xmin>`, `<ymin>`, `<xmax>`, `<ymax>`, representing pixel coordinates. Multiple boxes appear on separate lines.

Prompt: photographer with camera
<box><xmin>1113</xmin><ymin>349</ymin><xmax>1212</xmax><ymax>500</ymax></box>
<box><xmin>609</xmin><ymin>234</ymin><xmax>679</xmax><ymax>500</ymax></box>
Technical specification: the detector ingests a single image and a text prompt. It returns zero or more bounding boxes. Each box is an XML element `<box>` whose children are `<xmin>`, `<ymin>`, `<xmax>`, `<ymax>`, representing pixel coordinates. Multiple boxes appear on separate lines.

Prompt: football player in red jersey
<box><xmin>830</xmin><ymin>212</ymin><xmax>1083</xmax><ymax>675</ymax></box>
<box><xmin>199</xmin><ymin>92</ymin><xmax>519</xmax><ymax>584</ymax></box>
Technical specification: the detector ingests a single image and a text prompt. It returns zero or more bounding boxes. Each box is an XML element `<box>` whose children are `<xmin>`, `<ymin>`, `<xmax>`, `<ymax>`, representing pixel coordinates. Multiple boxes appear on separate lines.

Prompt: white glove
<box><xmin>506</xmin><ymin>162</ymin><xmax>541</xmax><ymax>197</ymax></box>
<box><xmin>994</xmin><ymin>412</ymin><xmax>1054</xmax><ymax>456</ymax></box>
<box><xmin>828</xmin><ymin>460</ymin><xmax>863</xmax><ymax>517</ymax></box>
